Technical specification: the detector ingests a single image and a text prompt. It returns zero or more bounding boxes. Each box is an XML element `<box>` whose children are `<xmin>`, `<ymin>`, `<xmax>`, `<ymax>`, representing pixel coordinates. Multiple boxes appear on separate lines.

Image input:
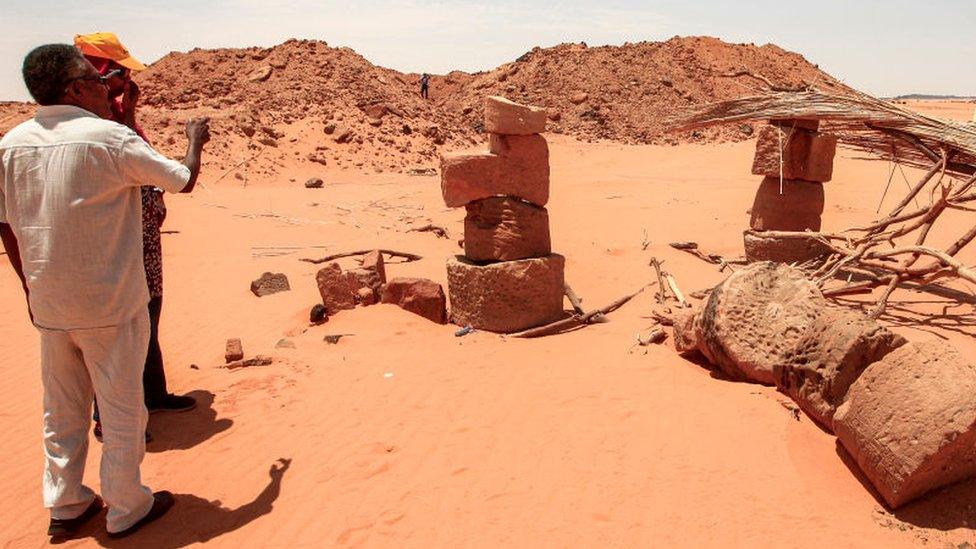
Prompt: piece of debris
<box><xmin>455</xmin><ymin>325</ymin><xmax>475</xmax><ymax>337</ymax></box>
<box><xmin>250</xmin><ymin>272</ymin><xmax>290</xmax><ymax>297</ymax></box>
<box><xmin>637</xmin><ymin>328</ymin><xmax>667</xmax><ymax>346</ymax></box>
<box><xmin>323</xmin><ymin>334</ymin><xmax>353</xmax><ymax>344</ymax></box>
<box><xmin>224</xmin><ymin>355</ymin><xmax>273</xmax><ymax>369</ymax></box>
<box><xmin>407</xmin><ymin>224</ymin><xmax>450</xmax><ymax>239</ymax></box>
<box><xmin>309</xmin><ymin>303</ymin><xmax>328</xmax><ymax>324</ymax></box>
<box><xmin>304</xmin><ymin>177</ymin><xmax>324</xmax><ymax>188</ymax></box>
<box><xmin>225</xmin><ymin>338</ymin><xmax>244</xmax><ymax>363</ymax></box>
<box><xmin>406</xmin><ymin>167</ymin><xmax>437</xmax><ymax>176</ymax></box>
<box><xmin>380</xmin><ymin>277</ymin><xmax>448</xmax><ymax>324</ymax></box>
<box><xmin>276</xmin><ymin>338</ymin><xmax>296</xmax><ymax>349</ymax></box>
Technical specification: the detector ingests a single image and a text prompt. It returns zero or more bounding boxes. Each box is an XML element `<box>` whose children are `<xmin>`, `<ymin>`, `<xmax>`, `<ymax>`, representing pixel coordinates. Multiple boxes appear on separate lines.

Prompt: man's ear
<box><xmin>60</xmin><ymin>80</ymin><xmax>80</xmax><ymax>104</ymax></box>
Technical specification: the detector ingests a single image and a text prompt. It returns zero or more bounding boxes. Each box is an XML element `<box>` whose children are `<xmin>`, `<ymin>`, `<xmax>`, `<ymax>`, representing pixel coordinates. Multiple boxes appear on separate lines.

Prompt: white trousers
<box><xmin>39</xmin><ymin>310</ymin><xmax>155</xmax><ymax>534</ymax></box>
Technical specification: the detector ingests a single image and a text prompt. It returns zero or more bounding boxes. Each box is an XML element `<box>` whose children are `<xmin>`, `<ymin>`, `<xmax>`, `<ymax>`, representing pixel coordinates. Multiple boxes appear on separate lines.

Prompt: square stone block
<box><xmin>464</xmin><ymin>197</ymin><xmax>550</xmax><ymax>262</ymax></box>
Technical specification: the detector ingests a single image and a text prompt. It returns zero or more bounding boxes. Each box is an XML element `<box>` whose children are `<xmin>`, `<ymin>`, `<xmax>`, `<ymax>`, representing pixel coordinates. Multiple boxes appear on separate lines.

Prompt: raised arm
<box><xmin>180</xmin><ymin>117</ymin><xmax>210</xmax><ymax>194</ymax></box>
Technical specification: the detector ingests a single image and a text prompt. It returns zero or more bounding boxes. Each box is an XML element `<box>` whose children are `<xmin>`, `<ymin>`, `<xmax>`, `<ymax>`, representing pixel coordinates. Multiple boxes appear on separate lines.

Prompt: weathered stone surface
<box><xmin>751</xmin><ymin>125</ymin><xmax>837</xmax><ymax>183</ymax></box>
<box><xmin>698</xmin><ymin>262</ymin><xmax>825</xmax><ymax>385</ymax></box>
<box><xmin>774</xmin><ymin>308</ymin><xmax>907</xmax><ymax>430</ymax></box>
<box><xmin>250</xmin><ymin>272</ymin><xmax>290</xmax><ymax>297</ymax></box>
<box><xmin>672</xmin><ymin>305</ymin><xmax>702</xmax><ymax>353</ymax></box>
<box><xmin>247</xmin><ymin>65</ymin><xmax>272</xmax><ymax>82</ymax></box>
<box><xmin>304</xmin><ymin>177</ymin><xmax>323</xmax><ymax>188</ymax></box>
<box><xmin>357</xmin><ymin>286</ymin><xmax>377</xmax><ymax>306</ymax></box>
<box><xmin>834</xmin><ymin>342</ymin><xmax>976</xmax><ymax>508</ymax></box>
<box><xmin>380</xmin><ymin>277</ymin><xmax>447</xmax><ymax>323</ymax></box>
<box><xmin>743</xmin><ymin>230</ymin><xmax>834</xmax><ymax>264</ymax></box>
<box><xmin>361</xmin><ymin>250</ymin><xmax>386</xmax><ymax>286</ymax></box>
<box><xmin>464</xmin><ymin>197</ymin><xmax>551</xmax><ymax>262</ymax></box>
<box><xmin>315</xmin><ymin>263</ymin><xmax>361</xmax><ymax>313</ymax></box>
<box><xmin>348</xmin><ymin>268</ymin><xmax>383</xmax><ymax>294</ymax></box>
<box><xmin>446</xmin><ymin>254</ymin><xmax>565</xmax><ymax>333</ymax></box>
<box><xmin>484</xmin><ymin>96</ymin><xmax>546</xmax><ymax>135</ymax></box>
<box><xmin>750</xmin><ymin>178</ymin><xmax>825</xmax><ymax>232</ymax></box>
<box><xmin>225</xmin><ymin>338</ymin><xmax>243</xmax><ymax>364</ymax></box>
<box><xmin>440</xmin><ymin>141</ymin><xmax>549</xmax><ymax>207</ymax></box>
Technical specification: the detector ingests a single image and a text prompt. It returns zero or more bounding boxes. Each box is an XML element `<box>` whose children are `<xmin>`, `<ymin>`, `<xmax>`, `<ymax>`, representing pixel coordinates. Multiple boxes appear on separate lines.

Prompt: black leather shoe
<box><xmin>48</xmin><ymin>496</ymin><xmax>103</xmax><ymax>539</ymax></box>
<box><xmin>147</xmin><ymin>394</ymin><xmax>197</xmax><ymax>414</ymax></box>
<box><xmin>107</xmin><ymin>491</ymin><xmax>174</xmax><ymax>538</ymax></box>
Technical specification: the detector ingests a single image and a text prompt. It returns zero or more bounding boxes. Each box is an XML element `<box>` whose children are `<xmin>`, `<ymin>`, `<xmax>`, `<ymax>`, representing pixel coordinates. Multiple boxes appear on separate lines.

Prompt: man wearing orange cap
<box><xmin>74</xmin><ymin>33</ymin><xmax>198</xmax><ymax>439</ymax></box>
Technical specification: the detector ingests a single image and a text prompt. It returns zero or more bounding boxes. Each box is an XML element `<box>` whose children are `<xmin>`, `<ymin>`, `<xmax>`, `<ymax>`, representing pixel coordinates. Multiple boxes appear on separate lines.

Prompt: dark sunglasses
<box><xmin>64</xmin><ymin>69</ymin><xmax>126</xmax><ymax>89</ymax></box>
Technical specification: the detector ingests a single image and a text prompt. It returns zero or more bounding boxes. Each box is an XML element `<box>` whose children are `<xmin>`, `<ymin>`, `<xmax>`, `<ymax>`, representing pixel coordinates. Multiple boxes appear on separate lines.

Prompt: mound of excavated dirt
<box><xmin>434</xmin><ymin>36</ymin><xmax>849</xmax><ymax>145</ymax></box>
<box><xmin>0</xmin><ymin>36</ymin><xmax>848</xmax><ymax>178</ymax></box>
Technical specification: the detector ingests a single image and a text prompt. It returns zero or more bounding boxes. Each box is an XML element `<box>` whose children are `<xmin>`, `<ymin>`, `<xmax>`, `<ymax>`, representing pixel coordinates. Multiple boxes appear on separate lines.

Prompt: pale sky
<box><xmin>2</xmin><ymin>0</ymin><xmax>973</xmax><ymax>102</ymax></box>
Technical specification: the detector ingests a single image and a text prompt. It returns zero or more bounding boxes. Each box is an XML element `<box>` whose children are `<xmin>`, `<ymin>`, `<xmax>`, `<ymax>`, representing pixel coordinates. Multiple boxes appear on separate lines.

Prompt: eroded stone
<box><xmin>464</xmin><ymin>197</ymin><xmax>551</xmax><ymax>262</ymax></box>
<box><xmin>484</xmin><ymin>96</ymin><xmax>546</xmax><ymax>135</ymax></box>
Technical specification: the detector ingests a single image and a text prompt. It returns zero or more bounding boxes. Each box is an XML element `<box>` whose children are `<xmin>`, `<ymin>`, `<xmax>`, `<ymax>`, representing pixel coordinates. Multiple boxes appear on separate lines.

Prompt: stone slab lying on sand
<box><xmin>750</xmin><ymin>178</ymin><xmax>825</xmax><ymax>232</ymax></box>
<box><xmin>697</xmin><ymin>262</ymin><xmax>825</xmax><ymax>385</ymax></box>
<box><xmin>446</xmin><ymin>254</ymin><xmax>565</xmax><ymax>333</ymax></box>
<box><xmin>440</xmin><ymin>140</ymin><xmax>549</xmax><ymax>207</ymax></box>
<box><xmin>484</xmin><ymin>95</ymin><xmax>546</xmax><ymax>135</ymax></box>
<box><xmin>225</xmin><ymin>338</ymin><xmax>244</xmax><ymax>364</ymax></box>
<box><xmin>380</xmin><ymin>278</ymin><xmax>447</xmax><ymax>324</ymax></box>
<box><xmin>751</xmin><ymin>125</ymin><xmax>837</xmax><ymax>183</ymax></box>
<box><xmin>834</xmin><ymin>341</ymin><xmax>976</xmax><ymax>508</ymax></box>
<box><xmin>464</xmin><ymin>197</ymin><xmax>551</xmax><ymax>262</ymax></box>
<box><xmin>774</xmin><ymin>308</ymin><xmax>906</xmax><ymax>430</ymax></box>
<box><xmin>743</xmin><ymin>229</ymin><xmax>834</xmax><ymax>264</ymax></box>
<box><xmin>250</xmin><ymin>272</ymin><xmax>290</xmax><ymax>297</ymax></box>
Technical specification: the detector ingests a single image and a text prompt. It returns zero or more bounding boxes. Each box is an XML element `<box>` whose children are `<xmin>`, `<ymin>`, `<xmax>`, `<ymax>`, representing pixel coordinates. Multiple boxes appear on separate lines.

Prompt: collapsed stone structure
<box><xmin>440</xmin><ymin>96</ymin><xmax>565</xmax><ymax>333</ymax></box>
<box><xmin>675</xmin><ymin>262</ymin><xmax>976</xmax><ymax>508</ymax></box>
<box><xmin>744</xmin><ymin>120</ymin><xmax>837</xmax><ymax>263</ymax></box>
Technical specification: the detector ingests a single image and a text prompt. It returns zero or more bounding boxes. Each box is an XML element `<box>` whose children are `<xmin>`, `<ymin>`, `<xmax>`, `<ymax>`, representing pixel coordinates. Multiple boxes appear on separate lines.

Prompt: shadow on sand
<box><xmin>67</xmin><ymin>458</ymin><xmax>292</xmax><ymax>548</ymax></box>
<box><xmin>147</xmin><ymin>390</ymin><xmax>233</xmax><ymax>452</ymax></box>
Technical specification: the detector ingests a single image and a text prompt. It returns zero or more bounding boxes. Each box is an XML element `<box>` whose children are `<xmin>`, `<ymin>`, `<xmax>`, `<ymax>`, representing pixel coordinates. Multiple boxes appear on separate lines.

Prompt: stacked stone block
<box><xmin>440</xmin><ymin>96</ymin><xmax>565</xmax><ymax>333</ymax></box>
<box><xmin>744</xmin><ymin>119</ymin><xmax>838</xmax><ymax>263</ymax></box>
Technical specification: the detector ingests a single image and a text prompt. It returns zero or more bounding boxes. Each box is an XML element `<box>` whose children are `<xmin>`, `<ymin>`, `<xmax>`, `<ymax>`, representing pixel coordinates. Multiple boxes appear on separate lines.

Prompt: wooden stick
<box><xmin>510</xmin><ymin>285</ymin><xmax>652</xmax><ymax>338</ymax></box>
<box><xmin>649</xmin><ymin>257</ymin><xmax>669</xmax><ymax>304</ymax></box>
<box><xmin>301</xmin><ymin>249</ymin><xmax>422</xmax><ymax>264</ymax></box>
<box><xmin>407</xmin><ymin>224</ymin><xmax>450</xmax><ymax>239</ymax></box>
<box><xmin>664</xmin><ymin>273</ymin><xmax>688</xmax><ymax>307</ymax></box>
<box><xmin>564</xmin><ymin>283</ymin><xmax>585</xmax><ymax>315</ymax></box>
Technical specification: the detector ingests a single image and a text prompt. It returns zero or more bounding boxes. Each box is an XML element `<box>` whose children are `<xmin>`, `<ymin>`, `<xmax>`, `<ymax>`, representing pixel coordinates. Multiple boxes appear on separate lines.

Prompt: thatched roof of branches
<box><xmin>674</xmin><ymin>90</ymin><xmax>976</xmax><ymax>177</ymax></box>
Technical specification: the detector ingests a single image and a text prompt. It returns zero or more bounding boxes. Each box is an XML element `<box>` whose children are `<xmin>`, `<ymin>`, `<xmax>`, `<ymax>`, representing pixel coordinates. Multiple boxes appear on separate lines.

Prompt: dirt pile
<box><xmin>1</xmin><ymin>36</ymin><xmax>849</xmax><ymax>178</ymax></box>
<box><xmin>436</xmin><ymin>36</ymin><xmax>849</xmax><ymax>144</ymax></box>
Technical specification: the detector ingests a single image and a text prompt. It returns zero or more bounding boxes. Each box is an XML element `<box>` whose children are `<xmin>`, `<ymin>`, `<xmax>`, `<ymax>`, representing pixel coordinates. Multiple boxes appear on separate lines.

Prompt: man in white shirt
<box><xmin>0</xmin><ymin>44</ymin><xmax>210</xmax><ymax>539</ymax></box>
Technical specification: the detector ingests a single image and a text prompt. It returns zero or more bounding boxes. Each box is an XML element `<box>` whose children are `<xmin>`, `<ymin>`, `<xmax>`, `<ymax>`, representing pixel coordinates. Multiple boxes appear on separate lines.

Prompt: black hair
<box><xmin>22</xmin><ymin>44</ymin><xmax>87</xmax><ymax>105</ymax></box>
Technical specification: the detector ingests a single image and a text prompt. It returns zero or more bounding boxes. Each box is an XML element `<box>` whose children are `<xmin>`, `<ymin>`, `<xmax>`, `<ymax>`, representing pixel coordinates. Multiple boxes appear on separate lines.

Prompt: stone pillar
<box><xmin>439</xmin><ymin>96</ymin><xmax>565</xmax><ymax>333</ymax></box>
<box><xmin>744</xmin><ymin>119</ymin><xmax>838</xmax><ymax>263</ymax></box>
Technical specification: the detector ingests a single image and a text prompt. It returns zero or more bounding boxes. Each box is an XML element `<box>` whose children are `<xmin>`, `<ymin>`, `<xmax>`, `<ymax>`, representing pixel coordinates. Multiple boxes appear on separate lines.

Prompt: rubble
<box><xmin>380</xmin><ymin>278</ymin><xmax>447</xmax><ymax>324</ymax></box>
<box><xmin>250</xmin><ymin>272</ymin><xmax>290</xmax><ymax>297</ymax></box>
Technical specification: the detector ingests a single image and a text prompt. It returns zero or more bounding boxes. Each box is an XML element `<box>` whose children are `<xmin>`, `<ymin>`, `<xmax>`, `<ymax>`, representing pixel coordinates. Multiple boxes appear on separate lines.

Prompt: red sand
<box><xmin>2</xmin><ymin>115</ymin><xmax>976</xmax><ymax>545</ymax></box>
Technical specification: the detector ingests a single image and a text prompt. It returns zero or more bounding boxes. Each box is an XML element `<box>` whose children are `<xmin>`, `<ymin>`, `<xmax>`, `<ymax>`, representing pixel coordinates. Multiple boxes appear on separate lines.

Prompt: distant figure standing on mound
<box><xmin>0</xmin><ymin>44</ymin><xmax>210</xmax><ymax>539</ymax></box>
<box><xmin>74</xmin><ymin>31</ymin><xmax>199</xmax><ymax>443</ymax></box>
<box><xmin>419</xmin><ymin>72</ymin><xmax>430</xmax><ymax>99</ymax></box>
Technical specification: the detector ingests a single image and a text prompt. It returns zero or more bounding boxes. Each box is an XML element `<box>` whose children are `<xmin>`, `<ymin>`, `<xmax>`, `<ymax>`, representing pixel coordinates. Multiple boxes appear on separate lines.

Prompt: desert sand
<box><xmin>2</xmin><ymin>97</ymin><xmax>976</xmax><ymax>546</ymax></box>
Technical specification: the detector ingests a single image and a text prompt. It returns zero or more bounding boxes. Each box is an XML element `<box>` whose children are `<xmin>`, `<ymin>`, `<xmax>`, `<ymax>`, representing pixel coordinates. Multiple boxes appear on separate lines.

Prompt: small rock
<box><xmin>250</xmin><ymin>272</ymin><xmax>290</xmax><ymax>297</ymax></box>
<box><xmin>225</xmin><ymin>338</ymin><xmax>244</xmax><ymax>364</ymax></box>
<box><xmin>247</xmin><ymin>65</ymin><xmax>273</xmax><ymax>82</ymax></box>
<box><xmin>569</xmin><ymin>92</ymin><xmax>589</xmax><ymax>105</ymax></box>
<box><xmin>225</xmin><ymin>355</ymin><xmax>273</xmax><ymax>369</ymax></box>
<box><xmin>276</xmin><ymin>338</ymin><xmax>296</xmax><ymax>349</ymax></box>
<box><xmin>323</xmin><ymin>123</ymin><xmax>336</xmax><ymax>134</ymax></box>
<box><xmin>310</xmin><ymin>303</ymin><xmax>328</xmax><ymax>324</ymax></box>
<box><xmin>304</xmin><ymin>177</ymin><xmax>324</xmax><ymax>189</ymax></box>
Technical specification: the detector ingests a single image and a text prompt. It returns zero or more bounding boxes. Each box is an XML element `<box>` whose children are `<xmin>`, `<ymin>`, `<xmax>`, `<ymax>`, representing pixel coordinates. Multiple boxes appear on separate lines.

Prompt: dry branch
<box><xmin>509</xmin><ymin>285</ymin><xmax>652</xmax><ymax>338</ymax></box>
<box><xmin>301</xmin><ymin>249</ymin><xmax>422</xmax><ymax>264</ymax></box>
<box><xmin>407</xmin><ymin>224</ymin><xmax>450</xmax><ymax>239</ymax></box>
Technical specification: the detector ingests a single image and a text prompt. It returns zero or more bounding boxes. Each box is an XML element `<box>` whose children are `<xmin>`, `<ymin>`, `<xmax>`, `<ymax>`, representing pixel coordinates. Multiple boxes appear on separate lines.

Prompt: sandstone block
<box><xmin>774</xmin><ymin>308</ymin><xmax>907</xmax><ymax>429</ymax></box>
<box><xmin>250</xmin><ymin>272</ymin><xmax>290</xmax><ymax>297</ymax></box>
<box><xmin>750</xmin><ymin>178</ymin><xmax>825</xmax><ymax>232</ymax></box>
<box><xmin>743</xmin><ymin>230</ymin><xmax>834</xmax><ymax>264</ymax></box>
<box><xmin>225</xmin><ymin>338</ymin><xmax>243</xmax><ymax>364</ymax></box>
<box><xmin>361</xmin><ymin>250</ymin><xmax>387</xmax><ymax>285</ymax></box>
<box><xmin>446</xmin><ymin>254</ymin><xmax>565</xmax><ymax>333</ymax></box>
<box><xmin>484</xmin><ymin>96</ymin><xmax>546</xmax><ymax>135</ymax></box>
<box><xmin>315</xmin><ymin>263</ymin><xmax>361</xmax><ymax>313</ymax></box>
<box><xmin>357</xmin><ymin>286</ymin><xmax>377</xmax><ymax>306</ymax></box>
<box><xmin>440</xmin><ymin>140</ymin><xmax>549</xmax><ymax>207</ymax></box>
<box><xmin>672</xmin><ymin>305</ymin><xmax>702</xmax><ymax>353</ymax></box>
<box><xmin>380</xmin><ymin>278</ymin><xmax>447</xmax><ymax>324</ymax></box>
<box><xmin>752</xmin><ymin>125</ymin><xmax>837</xmax><ymax>183</ymax></box>
<box><xmin>834</xmin><ymin>342</ymin><xmax>976</xmax><ymax>508</ymax></box>
<box><xmin>464</xmin><ymin>197</ymin><xmax>551</xmax><ymax>262</ymax></box>
<box><xmin>698</xmin><ymin>262</ymin><xmax>825</xmax><ymax>385</ymax></box>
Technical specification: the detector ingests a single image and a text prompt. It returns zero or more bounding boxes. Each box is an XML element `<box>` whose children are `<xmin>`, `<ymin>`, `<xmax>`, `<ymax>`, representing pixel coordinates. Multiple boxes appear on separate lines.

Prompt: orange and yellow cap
<box><xmin>74</xmin><ymin>32</ymin><xmax>147</xmax><ymax>71</ymax></box>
